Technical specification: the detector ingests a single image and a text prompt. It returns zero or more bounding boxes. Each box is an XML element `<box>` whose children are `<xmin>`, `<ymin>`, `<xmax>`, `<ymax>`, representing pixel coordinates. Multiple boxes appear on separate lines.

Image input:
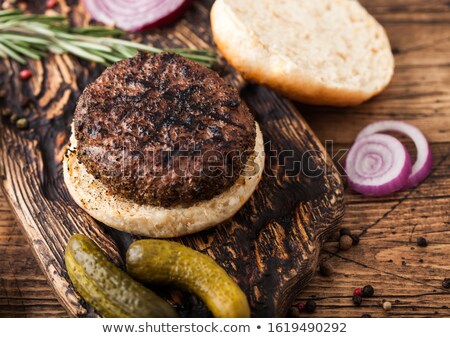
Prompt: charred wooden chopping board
<box><xmin>0</xmin><ymin>0</ymin><xmax>344</xmax><ymax>317</ymax></box>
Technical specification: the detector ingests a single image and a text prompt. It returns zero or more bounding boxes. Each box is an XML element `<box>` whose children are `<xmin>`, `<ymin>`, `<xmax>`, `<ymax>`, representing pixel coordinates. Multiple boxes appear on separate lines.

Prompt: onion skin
<box><xmin>135</xmin><ymin>0</ymin><xmax>192</xmax><ymax>31</ymax></box>
<box><xmin>356</xmin><ymin>120</ymin><xmax>432</xmax><ymax>188</ymax></box>
<box><xmin>82</xmin><ymin>0</ymin><xmax>192</xmax><ymax>32</ymax></box>
<box><xmin>345</xmin><ymin>133</ymin><xmax>412</xmax><ymax>196</ymax></box>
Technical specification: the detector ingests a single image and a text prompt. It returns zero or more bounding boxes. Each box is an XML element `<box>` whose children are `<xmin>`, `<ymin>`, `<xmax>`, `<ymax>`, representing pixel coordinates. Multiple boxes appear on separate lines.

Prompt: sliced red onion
<box><xmin>345</xmin><ymin>133</ymin><xmax>412</xmax><ymax>196</ymax></box>
<box><xmin>356</xmin><ymin>120</ymin><xmax>432</xmax><ymax>188</ymax></box>
<box><xmin>82</xmin><ymin>0</ymin><xmax>192</xmax><ymax>32</ymax></box>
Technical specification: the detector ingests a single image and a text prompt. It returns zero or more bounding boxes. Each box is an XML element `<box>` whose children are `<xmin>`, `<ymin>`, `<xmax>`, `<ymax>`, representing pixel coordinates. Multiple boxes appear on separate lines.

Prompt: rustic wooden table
<box><xmin>1</xmin><ymin>0</ymin><xmax>449</xmax><ymax>318</ymax></box>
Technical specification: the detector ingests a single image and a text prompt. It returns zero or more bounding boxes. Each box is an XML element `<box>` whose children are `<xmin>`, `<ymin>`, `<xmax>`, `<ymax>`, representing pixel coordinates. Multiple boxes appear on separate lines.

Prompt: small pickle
<box><xmin>65</xmin><ymin>234</ymin><xmax>178</xmax><ymax>318</ymax></box>
<box><xmin>126</xmin><ymin>239</ymin><xmax>251</xmax><ymax>318</ymax></box>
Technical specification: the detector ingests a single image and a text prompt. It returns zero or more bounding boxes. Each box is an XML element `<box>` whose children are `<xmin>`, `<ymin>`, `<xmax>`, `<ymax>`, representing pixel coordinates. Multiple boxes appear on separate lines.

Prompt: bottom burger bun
<box><xmin>63</xmin><ymin>123</ymin><xmax>265</xmax><ymax>238</ymax></box>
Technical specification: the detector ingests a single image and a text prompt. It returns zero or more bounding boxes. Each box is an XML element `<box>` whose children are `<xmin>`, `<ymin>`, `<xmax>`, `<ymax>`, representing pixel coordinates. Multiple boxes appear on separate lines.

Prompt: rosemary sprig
<box><xmin>0</xmin><ymin>9</ymin><xmax>216</xmax><ymax>67</ymax></box>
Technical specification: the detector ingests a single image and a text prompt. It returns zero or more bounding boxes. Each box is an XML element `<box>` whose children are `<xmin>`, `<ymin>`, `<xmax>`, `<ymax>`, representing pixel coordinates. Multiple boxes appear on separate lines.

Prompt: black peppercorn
<box><xmin>351</xmin><ymin>234</ymin><xmax>360</xmax><ymax>246</ymax></box>
<box><xmin>417</xmin><ymin>237</ymin><xmax>428</xmax><ymax>247</ymax></box>
<box><xmin>361</xmin><ymin>313</ymin><xmax>372</xmax><ymax>318</ymax></box>
<box><xmin>442</xmin><ymin>278</ymin><xmax>450</xmax><ymax>289</ymax></box>
<box><xmin>340</xmin><ymin>228</ymin><xmax>352</xmax><ymax>237</ymax></box>
<box><xmin>305</xmin><ymin>299</ymin><xmax>317</xmax><ymax>313</ymax></box>
<box><xmin>352</xmin><ymin>295</ymin><xmax>362</xmax><ymax>306</ymax></box>
<box><xmin>362</xmin><ymin>285</ymin><xmax>375</xmax><ymax>297</ymax></box>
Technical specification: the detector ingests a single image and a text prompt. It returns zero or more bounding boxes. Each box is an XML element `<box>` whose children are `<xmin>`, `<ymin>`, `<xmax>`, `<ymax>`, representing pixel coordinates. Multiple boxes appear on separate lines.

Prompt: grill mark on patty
<box><xmin>74</xmin><ymin>52</ymin><xmax>256</xmax><ymax>207</ymax></box>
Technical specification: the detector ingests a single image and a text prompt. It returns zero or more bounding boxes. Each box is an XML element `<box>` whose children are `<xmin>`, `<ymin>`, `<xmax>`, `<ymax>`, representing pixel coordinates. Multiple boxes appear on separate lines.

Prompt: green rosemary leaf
<box><xmin>89</xmin><ymin>49</ymin><xmax>123</xmax><ymax>63</ymax></box>
<box><xmin>56</xmin><ymin>40</ymin><xmax>106</xmax><ymax>63</ymax></box>
<box><xmin>176</xmin><ymin>53</ymin><xmax>218</xmax><ymax>62</ymax></box>
<box><xmin>112</xmin><ymin>44</ymin><xmax>137</xmax><ymax>58</ymax></box>
<box><xmin>48</xmin><ymin>45</ymin><xmax>64</xmax><ymax>54</ymax></box>
<box><xmin>101</xmin><ymin>38</ymin><xmax>163</xmax><ymax>53</ymax></box>
<box><xmin>0</xmin><ymin>45</ymin><xmax>7</xmax><ymax>58</ymax></box>
<box><xmin>0</xmin><ymin>9</ymin><xmax>216</xmax><ymax>67</ymax></box>
<box><xmin>69</xmin><ymin>40</ymin><xmax>113</xmax><ymax>53</ymax></box>
<box><xmin>0</xmin><ymin>42</ymin><xmax>26</xmax><ymax>63</ymax></box>
<box><xmin>71</xmin><ymin>27</ymin><xmax>123</xmax><ymax>37</ymax></box>
<box><xmin>0</xmin><ymin>9</ymin><xmax>23</xmax><ymax>17</ymax></box>
<box><xmin>1</xmin><ymin>39</ymin><xmax>41</xmax><ymax>59</ymax></box>
<box><xmin>0</xmin><ymin>34</ymin><xmax>48</xmax><ymax>45</ymax></box>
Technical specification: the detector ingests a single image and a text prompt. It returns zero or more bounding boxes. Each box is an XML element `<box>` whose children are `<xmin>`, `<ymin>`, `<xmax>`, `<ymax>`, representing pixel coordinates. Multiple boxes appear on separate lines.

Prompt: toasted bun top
<box><xmin>211</xmin><ymin>0</ymin><xmax>394</xmax><ymax>106</ymax></box>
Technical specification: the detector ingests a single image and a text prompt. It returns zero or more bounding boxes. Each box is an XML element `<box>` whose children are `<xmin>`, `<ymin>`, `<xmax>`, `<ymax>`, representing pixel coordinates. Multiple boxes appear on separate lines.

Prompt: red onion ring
<box><xmin>345</xmin><ymin>133</ymin><xmax>412</xmax><ymax>196</ymax></box>
<box><xmin>82</xmin><ymin>0</ymin><xmax>192</xmax><ymax>32</ymax></box>
<box><xmin>356</xmin><ymin>121</ymin><xmax>432</xmax><ymax>188</ymax></box>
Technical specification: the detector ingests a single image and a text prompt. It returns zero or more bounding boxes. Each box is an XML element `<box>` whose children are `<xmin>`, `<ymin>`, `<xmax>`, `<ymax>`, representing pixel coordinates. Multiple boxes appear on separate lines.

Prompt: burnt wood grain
<box><xmin>0</xmin><ymin>0</ymin><xmax>344</xmax><ymax>317</ymax></box>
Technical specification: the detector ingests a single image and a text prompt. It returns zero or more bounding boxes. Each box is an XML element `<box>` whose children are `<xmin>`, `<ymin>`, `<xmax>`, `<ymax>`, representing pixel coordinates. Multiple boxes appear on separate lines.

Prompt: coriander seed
<box><xmin>16</xmin><ymin>118</ymin><xmax>29</xmax><ymax>129</ymax></box>
<box><xmin>339</xmin><ymin>235</ymin><xmax>353</xmax><ymax>251</ymax></box>
<box><xmin>319</xmin><ymin>261</ymin><xmax>333</xmax><ymax>277</ymax></box>
<box><xmin>383</xmin><ymin>301</ymin><xmax>392</xmax><ymax>311</ymax></box>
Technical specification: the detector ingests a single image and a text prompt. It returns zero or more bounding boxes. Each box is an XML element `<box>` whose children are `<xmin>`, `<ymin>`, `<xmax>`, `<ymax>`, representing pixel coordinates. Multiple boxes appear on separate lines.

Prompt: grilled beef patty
<box><xmin>74</xmin><ymin>52</ymin><xmax>256</xmax><ymax>207</ymax></box>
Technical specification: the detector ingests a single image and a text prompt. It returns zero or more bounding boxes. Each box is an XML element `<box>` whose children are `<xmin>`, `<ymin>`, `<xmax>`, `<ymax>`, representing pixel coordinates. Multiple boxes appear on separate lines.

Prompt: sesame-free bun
<box><xmin>211</xmin><ymin>0</ymin><xmax>394</xmax><ymax>106</ymax></box>
<box><xmin>63</xmin><ymin>123</ymin><xmax>265</xmax><ymax>238</ymax></box>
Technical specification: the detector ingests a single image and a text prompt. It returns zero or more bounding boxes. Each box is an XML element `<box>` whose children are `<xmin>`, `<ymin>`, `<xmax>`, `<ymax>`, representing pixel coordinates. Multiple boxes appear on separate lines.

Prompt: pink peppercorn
<box><xmin>46</xmin><ymin>0</ymin><xmax>57</xmax><ymax>9</ymax></box>
<box><xmin>19</xmin><ymin>69</ymin><xmax>32</xmax><ymax>81</ymax></box>
<box><xmin>353</xmin><ymin>287</ymin><xmax>363</xmax><ymax>297</ymax></box>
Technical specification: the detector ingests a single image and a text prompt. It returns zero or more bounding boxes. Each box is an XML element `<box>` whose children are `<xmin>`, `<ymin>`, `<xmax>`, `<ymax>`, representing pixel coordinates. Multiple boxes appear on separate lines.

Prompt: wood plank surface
<box><xmin>1</xmin><ymin>0</ymin><xmax>450</xmax><ymax>318</ymax></box>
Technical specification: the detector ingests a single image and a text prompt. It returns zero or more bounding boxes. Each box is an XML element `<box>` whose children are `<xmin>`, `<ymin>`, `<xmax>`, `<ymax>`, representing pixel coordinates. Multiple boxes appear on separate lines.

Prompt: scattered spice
<box><xmin>352</xmin><ymin>295</ymin><xmax>362</xmax><ymax>306</ymax></box>
<box><xmin>353</xmin><ymin>287</ymin><xmax>363</xmax><ymax>297</ymax></box>
<box><xmin>339</xmin><ymin>228</ymin><xmax>352</xmax><ymax>237</ymax></box>
<box><xmin>289</xmin><ymin>302</ymin><xmax>305</xmax><ymax>317</ymax></box>
<box><xmin>19</xmin><ymin>69</ymin><xmax>32</xmax><ymax>81</ymax></box>
<box><xmin>305</xmin><ymin>300</ymin><xmax>317</xmax><ymax>313</ymax></box>
<box><xmin>442</xmin><ymin>278</ymin><xmax>450</xmax><ymax>289</ymax></box>
<box><xmin>418</xmin><ymin>258</ymin><xmax>424</xmax><ymax>263</ymax></box>
<box><xmin>319</xmin><ymin>261</ymin><xmax>333</xmax><ymax>277</ymax></box>
<box><xmin>1</xmin><ymin>108</ymin><xmax>12</xmax><ymax>117</ymax></box>
<box><xmin>289</xmin><ymin>306</ymin><xmax>301</xmax><ymax>317</ymax></box>
<box><xmin>351</xmin><ymin>234</ymin><xmax>360</xmax><ymax>245</ymax></box>
<box><xmin>296</xmin><ymin>303</ymin><xmax>305</xmax><ymax>312</ymax></box>
<box><xmin>361</xmin><ymin>313</ymin><xmax>372</xmax><ymax>318</ymax></box>
<box><xmin>339</xmin><ymin>235</ymin><xmax>353</xmax><ymax>251</ymax></box>
<box><xmin>362</xmin><ymin>285</ymin><xmax>375</xmax><ymax>297</ymax></box>
<box><xmin>9</xmin><ymin>113</ymin><xmax>18</xmax><ymax>123</ymax></box>
<box><xmin>46</xmin><ymin>0</ymin><xmax>57</xmax><ymax>9</ymax></box>
<box><xmin>16</xmin><ymin>118</ymin><xmax>29</xmax><ymax>129</ymax></box>
<box><xmin>2</xmin><ymin>2</ymin><xmax>13</xmax><ymax>10</ymax></box>
<box><xmin>382</xmin><ymin>301</ymin><xmax>392</xmax><ymax>311</ymax></box>
<box><xmin>416</xmin><ymin>237</ymin><xmax>428</xmax><ymax>247</ymax></box>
